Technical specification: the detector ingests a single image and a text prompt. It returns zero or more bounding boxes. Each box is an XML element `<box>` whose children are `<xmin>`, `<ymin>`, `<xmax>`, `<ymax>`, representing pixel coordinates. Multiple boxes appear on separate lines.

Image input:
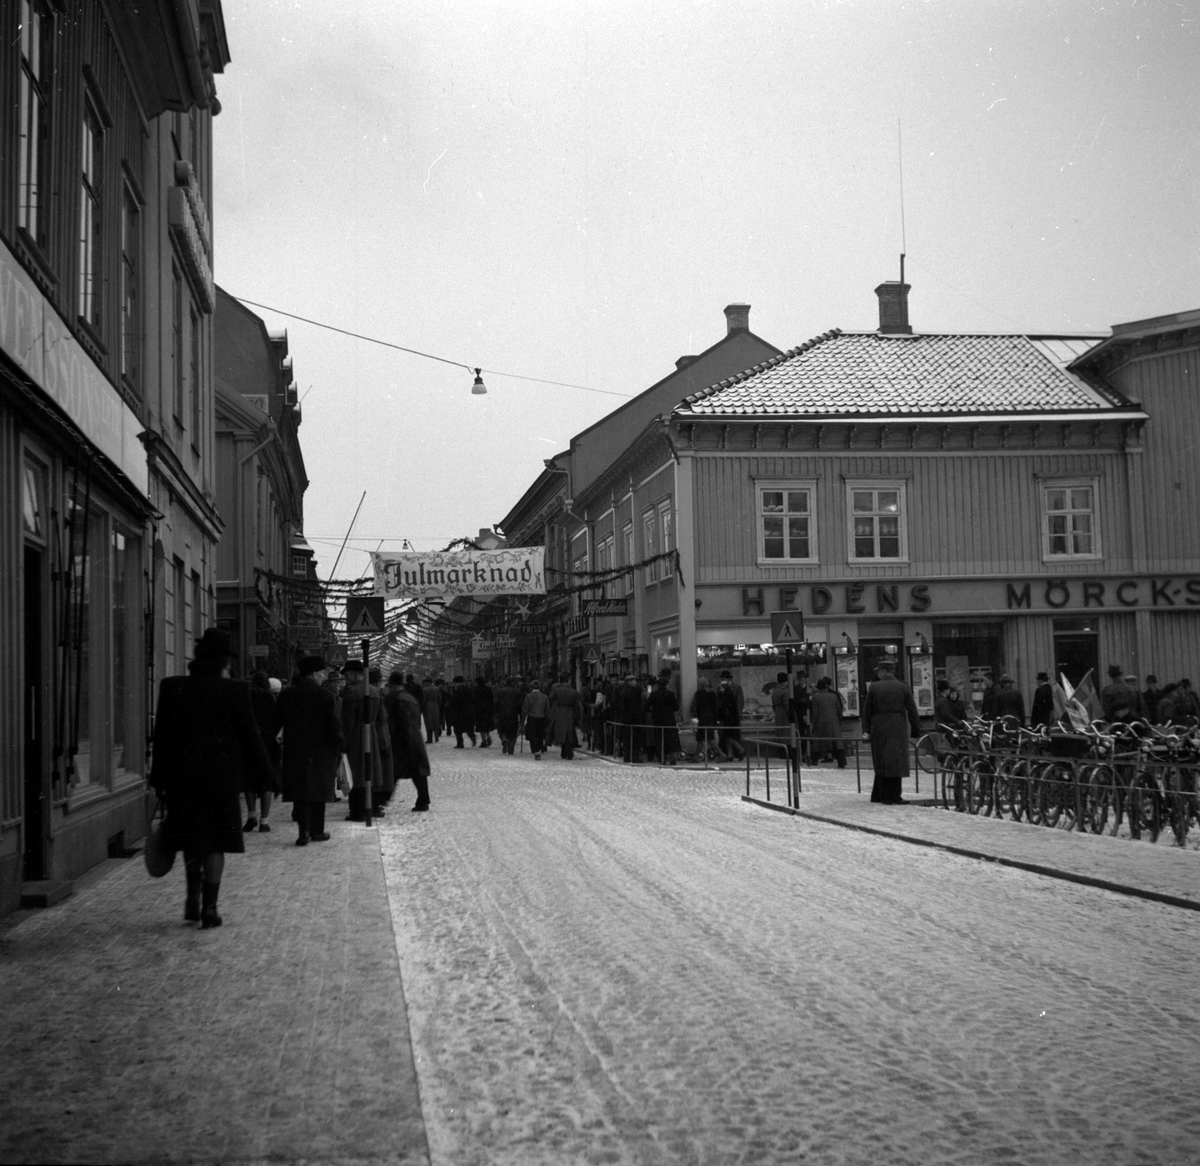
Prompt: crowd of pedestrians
<box><xmin>149</xmin><ymin>630</ymin><xmax>434</xmax><ymax>931</ymax></box>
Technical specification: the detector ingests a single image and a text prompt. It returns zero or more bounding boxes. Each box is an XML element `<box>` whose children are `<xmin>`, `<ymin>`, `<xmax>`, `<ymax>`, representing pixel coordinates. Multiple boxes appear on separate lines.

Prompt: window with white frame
<box><xmin>79</xmin><ymin>96</ymin><xmax>103</xmax><ymax>328</ymax></box>
<box><xmin>596</xmin><ymin>534</ymin><xmax>615</xmax><ymax>598</ymax></box>
<box><xmin>642</xmin><ymin>509</ymin><xmax>658</xmax><ymax>585</ymax></box>
<box><xmin>120</xmin><ymin>187</ymin><xmax>140</xmax><ymax>388</ymax></box>
<box><xmin>1042</xmin><ymin>480</ymin><xmax>1100</xmax><ymax>559</ymax></box>
<box><xmin>658</xmin><ymin>501</ymin><xmax>674</xmax><ymax>578</ymax></box>
<box><xmin>622</xmin><ymin>523</ymin><xmax>634</xmax><ymax>596</ymax></box>
<box><xmin>18</xmin><ymin>0</ymin><xmax>53</xmax><ymax>247</ymax></box>
<box><xmin>847</xmin><ymin>482</ymin><xmax>907</xmax><ymax>561</ymax></box>
<box><xmin>757</xmin><ymin>483</ymin><xmax>817</xmax><ymax>563</ymax></box>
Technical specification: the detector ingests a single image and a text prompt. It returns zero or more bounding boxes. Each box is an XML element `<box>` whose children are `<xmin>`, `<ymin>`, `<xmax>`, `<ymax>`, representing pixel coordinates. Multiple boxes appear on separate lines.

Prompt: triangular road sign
<box><xmin>770</xmin><ymin>610</ymin><xmax>805</xmax><ymax>646</ymax></box>
<box><xmin>346</xmin><ymin>597</ymin><xmax>385</xmax><ymax>634</ymax></box>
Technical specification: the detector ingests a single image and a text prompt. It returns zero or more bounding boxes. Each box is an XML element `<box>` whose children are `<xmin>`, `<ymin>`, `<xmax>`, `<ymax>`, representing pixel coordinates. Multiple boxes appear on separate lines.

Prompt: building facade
<box><xmin>512</xmin><ymin>281</ymin><xmax>1199</xmax><ymax>729</ymax></box>
<box><xmin>496</xmin><ymin>304</ymin><xmax>780</xmax><ymax>681</ymax></box>
<box><xmin>0</xmin><ymin>0</ymin><xmax>227</xmax><ymax>915</ymax></box>
<box><xmin>213</xmin><ymin>287</ymin><xmax>321</xmax><ymax>681</ymax></box>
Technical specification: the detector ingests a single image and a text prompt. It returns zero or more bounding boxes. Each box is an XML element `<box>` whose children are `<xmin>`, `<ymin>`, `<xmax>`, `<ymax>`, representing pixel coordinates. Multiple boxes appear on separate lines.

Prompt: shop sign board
<box><xmin>248</xmin><ymin>645</ymin><xmax>269</xmax><ymax>658</ymax></box>
<box><xmin>582</xmin><ymin>598</ymin><xmax>628</xmax><ymax>616</ymax></box>
<box><xmin>1</xmin><ymin>239</ymin><xmax>148</xmax><ymax>494</ymax></box>
<box><xmin>293</xmin><ymin>626</ymin><xmax>323</xmax><ymax>646</ymax></box>
<box><xmin>372</xmin><ymin>548</ymin><xmax>545</xmax><ymax>599</ymax></box>
<box><xmin>518</xmin><ymin>622</ymin><xmax>549</xmax><ymax>635</ymax></box>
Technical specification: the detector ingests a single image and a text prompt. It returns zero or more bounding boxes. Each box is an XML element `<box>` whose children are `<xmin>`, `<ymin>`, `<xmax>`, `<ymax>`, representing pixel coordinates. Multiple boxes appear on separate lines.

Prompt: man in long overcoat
<box><xmin>385</xmin><ymin>672</ymin><xmax>432</xmax><ymax>811</ymax></box>
<box><xmin>277</xmin><ymin>655</ymin><xmax>344</xmax><ymax>845</ymax></box>
<box><xmin>493</xmin><ymin>676</ymin><xmax>523</xmax><ymax>754</ymax></box>
<box><xmin>341</xmin><ymin>659</ymin><xmax>387</xmax><ymax>821</ymax></box>
<box><xmin>613</xmin><ymin>674</ymin><xmax>646</xmax><ymax>762</ymax></box>
<box><xmin>548</xmin><ymin>673</ymin><xmax>581</xmax><ymax>759</ymax></box>
<box><xmin>1030</xmin><ymin>672</ymin><xmax>1055</xmax><ymax>728</ymax></box>
<box><xmin>862</xmin><ymin>659</ymin><xmax>920</xmax><ymax>804</ymax></box>
<box><xmin>421</xmin><ymin>677</ymin><xmax>442</xmax><ymax>743</ymax></box>
<box><xmin>809</xmin><ymin>677</ymin><xmax>846</xmax><ymax>768</ymax></box>
<box><xmin>447</xmin><ymin>676</ymin><xmax>477</xmax><ymax>748</ymax></box>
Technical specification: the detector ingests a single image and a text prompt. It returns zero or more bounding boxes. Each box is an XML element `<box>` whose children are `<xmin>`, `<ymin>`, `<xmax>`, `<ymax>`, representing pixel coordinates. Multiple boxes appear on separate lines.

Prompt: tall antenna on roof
<box><xmin>897</xmin><ymin>118</ymin><xmax>907</xmax><ymax>285</ymax></box>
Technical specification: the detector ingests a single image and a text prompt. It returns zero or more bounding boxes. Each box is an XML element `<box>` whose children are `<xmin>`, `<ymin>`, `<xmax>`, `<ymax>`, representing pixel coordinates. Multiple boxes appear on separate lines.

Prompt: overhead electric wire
<box><xmin>230</xmin><ymin>295</ymin><xmax>633</xmax><ymax>399</ymax></box>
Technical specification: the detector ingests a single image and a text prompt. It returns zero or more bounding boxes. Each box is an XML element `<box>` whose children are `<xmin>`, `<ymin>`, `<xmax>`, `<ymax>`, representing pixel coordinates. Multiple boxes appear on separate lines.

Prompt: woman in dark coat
<box><xmin>277</xmin><ymin>655</ymin><xmax>344</xmax><ymax>844</ymax></box>
<box><xmin>862</xmin><ymin>660</ymin><xmax>921</xmax><ymax>804</ymax></box>
<box><xmin>244</xmin><ymin>671</ymin><xmax>280</xmax><ymax>832</ymax></box>
<box><xmin>472</xmin><ymin>676</ymin><xmax>495</xmax><ymax>747</ymax></box>
<box><xmin>386</xmin><ymin>673</ymin><xmax>432</xmax><ymax>810</ymax></box>
<box><xmin>150</xmin><ymin>628</ymin><xmax>275</xmax><ymax>928</ymax></box>
<box><xmin>808</xmin><ymin>677</ymin><xmax>846</xmax><ymax>767</ymax></box>
<box><xmin>493</xmin><ymin>677</ymin><xmax>522</xmax><ymax>754</ymax></box>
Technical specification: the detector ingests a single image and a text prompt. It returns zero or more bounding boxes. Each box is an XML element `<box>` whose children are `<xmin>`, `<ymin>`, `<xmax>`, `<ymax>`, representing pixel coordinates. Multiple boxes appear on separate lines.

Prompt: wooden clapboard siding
<box><xmin>693</xmin><ymin>446</ymin><xmax>1129</xmax><ymax>582</ymax></box>
<box><xmin>1006</xmin><ymin>614</ymin><xmax>1055</xmax><ymax>683</ymax></box>
<box><xmin>1145</xmin><ymin>612</ymin><xmax>1200</xmax><ymax>683</ymax></box>
<box><xmin>1106</xmin><ymin>348</ymin><xmax>1199</xmax><ymax>571</ymax></box>
<box><xmin>1098</xmin><ymin>613</ymin><xmax>1138</xmax><ymax>677</ymax></box>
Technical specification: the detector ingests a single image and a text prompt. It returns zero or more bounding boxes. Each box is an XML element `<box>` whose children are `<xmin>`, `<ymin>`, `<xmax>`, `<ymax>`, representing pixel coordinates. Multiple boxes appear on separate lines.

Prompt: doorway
<box><xmin>23</xmin><ymin>545</ymin><xmax>46</xmax><ymax>881</ymax></box>
<box><xmin>858</xmin><ymin>637</ymin><xmax>904</xmax><ymax>706</ymax></box>
<box><xmin>1053</xmin><ymin>618</ymin><xmax>1099</xmax><ymax>688</ymax></box>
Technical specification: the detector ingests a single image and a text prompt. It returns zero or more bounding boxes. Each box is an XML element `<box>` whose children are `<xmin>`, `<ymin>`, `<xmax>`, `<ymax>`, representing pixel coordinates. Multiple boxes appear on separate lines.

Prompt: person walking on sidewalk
<box><xmin>386</xmin><ymin>672</ymin><xmax>432</xmax><ymax>811</ymax></box>
<box><xmin>862</xmin><ymin>659</ymin><xmax>920</xmax><ymax>805</ymax></box>
<box><xmin>150</xmin><ymin>627</ymin><xmax>275</xmax><ymax>928</ymax></box>
<box><xmin>421</xmin><ymin>676</ymin><xmax>442</xmax><ymax>743</ymax></box>
<box><xmin>646</xmin><ymin>675</ymin><xmax>681</xmax><ymax>763</ymax></box>
<box><xmin>342</xmin><ymin>659</ymin><xmax>387</xmax><ymax>821</ymax></box>
<box><xmin>244</xmin><ymin>671</ymin><xmax>280</xmax><ymax>833</ymax></box>
<box><xmin>809</xmin><ymin>677</ymin><xmax>846</xmax><ymax>767</ymax></box>
<box><xmin>277</xmin><ymin>655</ymin><xmax>343</xmax><ymax>845</ymax></box>
<box><xmin>472</xmin><ymin>675</ymin><xmax>495</xmax><ymax>748</ymax></box>
<box><xmin>522</xmin><ymin>680</ymin><xmax>550</xmax><ymax>759</ymax></box>
<box><xmin>447</xmin><ymin>676</ymin><xmax>477</xmax><ymax>748</ymax></box>
<box><xmin>493</xmin><ymin>676</ymin><xmax>522</xmax><ymax>754</ymax></box>
<box><xmin>548</xmin><ymin>673</ymin><xmax>581</xmax><ymax>759</ymax></box>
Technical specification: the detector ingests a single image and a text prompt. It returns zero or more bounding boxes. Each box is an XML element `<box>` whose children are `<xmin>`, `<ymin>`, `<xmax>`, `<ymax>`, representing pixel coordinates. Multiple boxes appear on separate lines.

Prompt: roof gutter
<box><xmin>675</xmin><ymin>410</ymin><xmax>1149</xmax><ymax>425</ymax></box>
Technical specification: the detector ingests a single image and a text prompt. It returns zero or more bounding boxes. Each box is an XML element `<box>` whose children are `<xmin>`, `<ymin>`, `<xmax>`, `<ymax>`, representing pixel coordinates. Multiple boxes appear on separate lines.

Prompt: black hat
<box><xmin>343</xmin><ymin>659</ymin><xmax>364</xmax><ymax>673</ymax></box>
<box><xmin>817</xmin><ymin>676</ymin><xmax>832</xmax><ymax>689</ymax></box>
<box><xmin>1107</xmin><ymin>664</ymin><xmax>1123</xmax><ymax>678</ymax></box>
<box><xmin>1146</xmin><ymin>674</ymin><xmax>1158</xmax><ymax>684</ymax></box>
<box><xmin>1037</xmin><ymin>671</ymin><xmax>1049</xmax><ymax>681</ymax></box>
<box><xmin>389</xmin><ymin>670</ymin><xmax>405</xmax><ymax>685</ymax></box>
<box><xmin>194</xmin><ymin>627</ymin><xmax>235</xmax><ymax>661</ymax></box>
<box><xmin>368</xmin><ymin>667</ymin><xmax>382</xmax><ymax>683</ymax></box>
<box><xmin>719</xmin><ymin>670</ymin><xmax>732</xmax><ymax>679</ymax></box>
<box><xmin>298</xmin><ymin>655</ymin><xmax>327</xmax><ymax>676</ymax></box>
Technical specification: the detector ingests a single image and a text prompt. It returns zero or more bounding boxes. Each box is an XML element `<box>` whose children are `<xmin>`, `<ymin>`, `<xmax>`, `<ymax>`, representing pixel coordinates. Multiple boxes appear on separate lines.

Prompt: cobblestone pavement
<box><xmin>384</xmin><ymin>746</ymin><xmax>1200</xmax><ymax>1166</ymax></box>
<box><xmin>0</xmin><ymin>809</ymin><xmax>429</xmax><ymax>1165</ymax></box>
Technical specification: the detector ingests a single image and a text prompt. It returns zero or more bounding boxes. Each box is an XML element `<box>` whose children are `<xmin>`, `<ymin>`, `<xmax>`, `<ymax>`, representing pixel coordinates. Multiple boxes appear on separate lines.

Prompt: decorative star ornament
<box><xmin>516</xmin><ymin>600</ymin><xmax>532</xmax><ymax>619</ymax></box>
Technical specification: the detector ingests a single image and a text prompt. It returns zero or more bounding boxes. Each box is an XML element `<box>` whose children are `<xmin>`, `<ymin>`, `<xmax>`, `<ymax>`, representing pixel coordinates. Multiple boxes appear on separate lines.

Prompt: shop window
<box><xmin>622</xmin><ymin>524</ymin><xmax>634</xmax><ymax>596</ymax></box>
<box><xmin>642</xmin><ymin>510</ymin><xmax>657</xmax><ymax>585</ymax></box>
<box><xmin>79</xmin><ymin>97</ymin><xmax>103</xmax><ymax>329</ymax></box>
<box><xmin>173</xmin><ymin>557</ymin><xmax>187</xmax><ymax>673</ymax></box>
<box><xmin>22</xmin><ymin>461</ymin><xmax>45</xmax><ymax>539</ymax></box>
<box><xmin>658</xmin><ymin>502</ymin><xmax>674</xmax><ymax>578</ymax></box>
<box><xmin>757</xmin><ymin>483</ymin><xmax>816</xmax><ymax>563</ymax></box>
<box><xmin>66</xmin><ymin>507</ymin><xmax>106</xmax><ymax>791</ymax></box>
<box><xmin>112</xmin><ymin>527</ymin><xmax>143</xmax><ymax>775</ymax></box>
<box><xmin>847</xmin><ymin>482</ymin><xmax>906</xmax><ymax>562</ymax></box>
<box><xmin>121</xmin><ymin>187</ymin><xmax>141</xmax><ymax>389</ymax></box>
<box><xmin>172</xmin><ymin>267</ymin><xmax>185</xmax><ymax>422</ymax></box>
<box><xmin>18</xmin><ymin>0</ymin><xmax>53</xmax><ymax>248</ymax></box>
<box><xmin>1042</xmin><ymin>480</ymin><xmax>1100</xmax><ymax>560</ymax></box>
<box><xmin>932</xmin><ymin>621</ymin><xmax>1004</xmax><ymax>716</ymax></box>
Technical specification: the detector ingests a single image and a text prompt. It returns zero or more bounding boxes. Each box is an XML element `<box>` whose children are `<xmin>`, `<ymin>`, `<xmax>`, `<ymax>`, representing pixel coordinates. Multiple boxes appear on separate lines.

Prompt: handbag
<box><xmin>143</xmin><ymin>795</ymin><xmax>176</xmax><ymax>878</ymax></box>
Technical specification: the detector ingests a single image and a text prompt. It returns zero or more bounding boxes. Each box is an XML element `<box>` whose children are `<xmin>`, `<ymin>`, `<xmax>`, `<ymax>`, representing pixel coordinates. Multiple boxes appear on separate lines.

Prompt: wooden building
<box><xmin>0</xmin><ymin>0</ymin><xmax>227</xmax><ymax>915</ymax></box>
<box><xmin>214</xmin><ymin>288</ymin><xmax>323</xmax><ymax>681</ymax></box>
<box><xmin>506</xmin><ymin>282</ymin><xmax>1200</xmax><ymax>728</ymax></box>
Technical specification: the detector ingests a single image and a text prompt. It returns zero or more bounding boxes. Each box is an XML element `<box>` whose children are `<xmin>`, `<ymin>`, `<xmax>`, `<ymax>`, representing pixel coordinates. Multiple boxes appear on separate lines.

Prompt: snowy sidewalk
<box><xmin>0</xmin><ymin>812</ymin><xmax>429</xmax><ymax>1165</ymax></box>
<box><xmin>747</xmin><ymin>762</ymin><xmax>1200</xmax><ymax>910</ymax></box>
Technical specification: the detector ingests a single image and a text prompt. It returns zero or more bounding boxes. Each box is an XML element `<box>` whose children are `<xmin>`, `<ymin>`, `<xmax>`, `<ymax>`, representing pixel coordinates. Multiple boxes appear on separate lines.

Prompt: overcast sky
<box><xmin>212</xmin><ymin>0</ymin><xmax>1199</xmax><ymax>581</ymax></box>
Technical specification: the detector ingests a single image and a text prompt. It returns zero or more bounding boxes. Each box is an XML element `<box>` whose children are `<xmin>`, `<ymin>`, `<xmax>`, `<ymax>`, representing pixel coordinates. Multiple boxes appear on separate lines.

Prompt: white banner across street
<box><xmin>372</xmin><ymin>547</ymin><xmax>546</xmax><ymax>599</ymax></box>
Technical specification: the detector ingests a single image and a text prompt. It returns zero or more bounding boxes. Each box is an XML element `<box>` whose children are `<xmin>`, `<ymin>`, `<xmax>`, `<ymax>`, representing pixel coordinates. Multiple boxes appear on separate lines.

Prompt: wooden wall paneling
<box><xmin>0</xmin><ymin>412</ymin><xmax>21</xmax><ymax>823</ymax></box>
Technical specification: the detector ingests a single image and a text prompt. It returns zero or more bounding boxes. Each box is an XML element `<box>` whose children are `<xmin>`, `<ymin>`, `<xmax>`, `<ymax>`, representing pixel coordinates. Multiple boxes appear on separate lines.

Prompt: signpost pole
<box><xmin>786</xmin><ymin>646</ymin><xmax>796</xmax><ymax>807</ymax></box>
<box><xmin>361</xmin><ymin>637</ymin><xmax>372</xmax><ymax>828</ymax></box>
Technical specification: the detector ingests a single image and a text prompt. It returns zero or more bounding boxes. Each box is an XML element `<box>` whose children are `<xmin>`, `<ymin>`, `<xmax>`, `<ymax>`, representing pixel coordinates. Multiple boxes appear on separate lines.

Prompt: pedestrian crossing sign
<box><xmin>769</xmin><ymin>611</ymin><xmax>805</xmax><ymax>646</ymax></box>
<box><xmin>346</xmin><ymin>597</ymin><xmax>386</xmax><ymax>634</ymax></box>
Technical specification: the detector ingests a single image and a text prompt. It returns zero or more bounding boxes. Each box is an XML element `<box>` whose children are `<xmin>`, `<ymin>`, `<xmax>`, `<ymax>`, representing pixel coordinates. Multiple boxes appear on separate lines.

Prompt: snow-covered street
<box><xmin>383</xmin><ymin>748</ymin><xmax>1200</xmax><ymax>1166</ymax></box>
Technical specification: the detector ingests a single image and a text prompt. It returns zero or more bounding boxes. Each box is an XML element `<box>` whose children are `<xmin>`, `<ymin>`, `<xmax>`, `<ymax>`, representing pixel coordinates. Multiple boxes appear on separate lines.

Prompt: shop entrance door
<box><xmin>858</xmin><ymin>638</ymin><xmax>904</xmax><ymax>707</ymax></box>
<box><xmin>1053</xmin><ymin>623</ymin><xmax>1099</xmax><ymax>688</ymax></box>
<box><xmin>23</xmin><ymin>545</ymin><xmax>46</xmax><ymax>881</ymax></box>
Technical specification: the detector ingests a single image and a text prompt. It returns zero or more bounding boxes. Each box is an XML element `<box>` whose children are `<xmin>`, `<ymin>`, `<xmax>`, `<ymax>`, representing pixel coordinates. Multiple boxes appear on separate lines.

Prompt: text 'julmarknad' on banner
<box><xmin>372</xmin><ymin>548</ymin><xmax>546</xmax><ymax>599</ymax></box>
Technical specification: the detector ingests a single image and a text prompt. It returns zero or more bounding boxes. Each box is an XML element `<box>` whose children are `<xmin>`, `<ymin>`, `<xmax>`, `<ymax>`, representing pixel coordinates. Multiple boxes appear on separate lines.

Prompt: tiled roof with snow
<box><xmin>675</xmin><ymin>330</ymin><xmax>1122</xmax><ymax>417</ymax></box>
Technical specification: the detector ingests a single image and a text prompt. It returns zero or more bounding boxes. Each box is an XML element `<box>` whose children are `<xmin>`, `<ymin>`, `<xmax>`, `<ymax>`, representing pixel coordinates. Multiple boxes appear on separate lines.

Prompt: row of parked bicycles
<box><xmin>916</xmin><ymin>718</ymin><xmax>1200</xmax><ymax>846</ymax></box>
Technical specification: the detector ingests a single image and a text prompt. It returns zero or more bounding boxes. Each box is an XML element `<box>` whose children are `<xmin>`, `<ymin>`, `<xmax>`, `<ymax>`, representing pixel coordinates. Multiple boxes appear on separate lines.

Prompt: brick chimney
<box><xmin>724</xmin><ymin>303</ymin><xmax>751</xmax><ymax>335</ymax></box>
<box><xmin>675</xmin><ymin>355</ymin><xmax>698</xmax><ymax>371</ymax></box>
<box><xmin>875</xmin><ymin>281</ymin><xmax>912</xmax><ymax>334</ymax></box>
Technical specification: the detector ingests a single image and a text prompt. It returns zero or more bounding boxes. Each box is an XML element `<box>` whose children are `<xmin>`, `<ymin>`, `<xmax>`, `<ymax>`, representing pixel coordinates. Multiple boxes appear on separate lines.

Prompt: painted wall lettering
<box><xmin>1116</xmin><ymin>581</ymin><xmax>1138</xmax><ymax>606</ymax></box>
<box><xmin>811</xmin><ymin>586</ymin><xmax>832</xmax><ymax>614</ymax></box>
<box><xmin>1082</xmin><ymin>581</ymin><xmax>1105</xmax><ymax>607</ymax></box>
<box><xmin>877</xmin><ymin>585</ymin><xmax>899</xmax><ymax>612</ymax></box>
<box><xmin>742</xmin><ymin>588</ymin><xmax>765</xmax><ymax>616</ymax></box>
<box><xmin>1045</xmin><ymin>581</ymin><xmax>1071</xmax><ymax>608</ymax></box>
<box><xmin>909</xmin><ymin>584</ymin><xmax>931</xmax><ymax>612</ymax></box>
<box><xmin>1152</xmin><ymin>579</ymin><xmax>1176</xmax><ymax>606</ymax></box>
<box><xmin>779</xmin><ymin>587</ymin><xmax>798</xmax><ymax>611</ymax></box>
<box><xmin>845</xmin><ymin>583</ymin><xmax>865</xmax><ymax>614</ymax></box>
<box><xmin>1006</xmin><ymin>582</ymin><xmax>1032</xmax><ymax>609</ymax></box>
